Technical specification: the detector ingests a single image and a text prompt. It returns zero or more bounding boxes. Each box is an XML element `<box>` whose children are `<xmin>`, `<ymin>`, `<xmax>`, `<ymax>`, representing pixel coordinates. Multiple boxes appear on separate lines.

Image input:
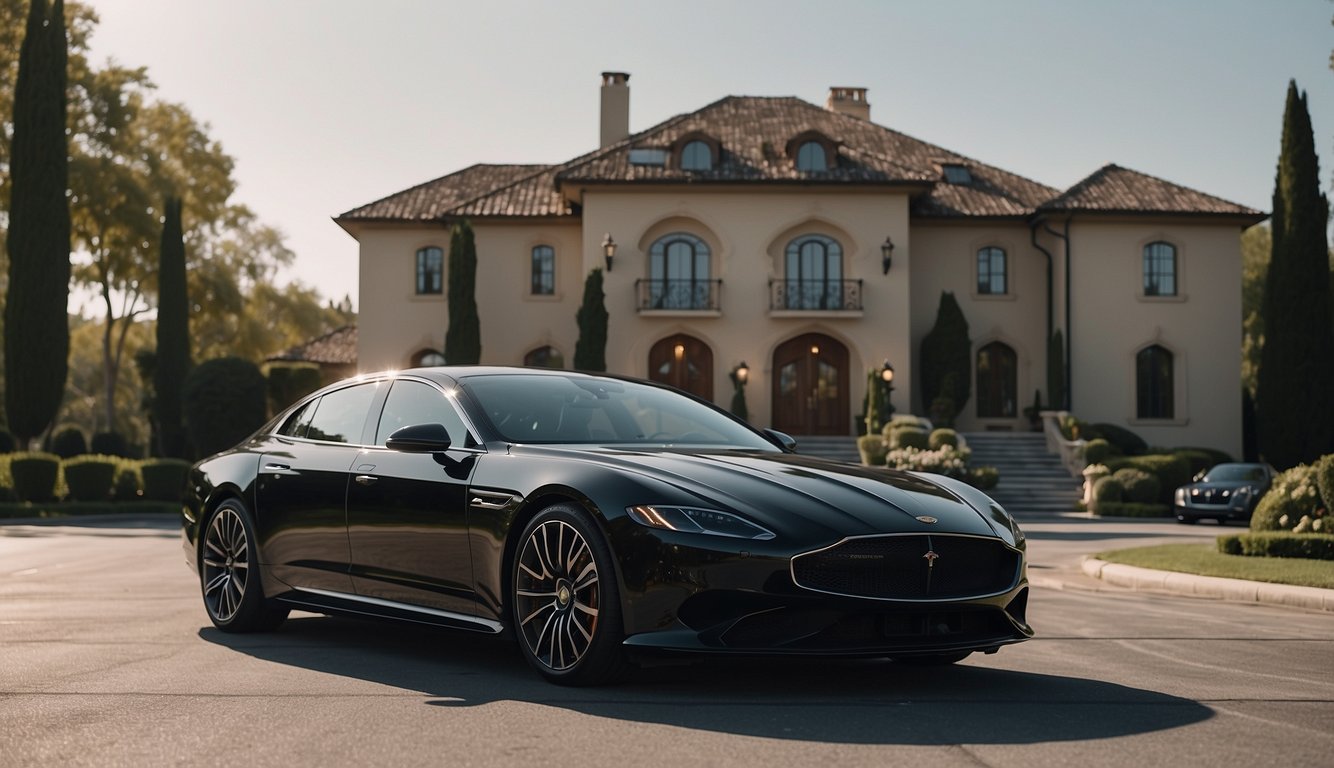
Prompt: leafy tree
<box><xmin>1256</xmin><ymin>81</ymin><xmax>1334</xmax><ymax>469</ymax></box>
<box><xmin>4</xmin><ymin>0</ymin><xmax>70</xmax><ymax>446</ymax></box>
<box><xmin>573</xmin><ymin>268</ymin><xmax>608</xmax><ymax>372</ymax></box>
<box><xmin>444</xmin><ymin>219</ymin><xmax>480</xmax><ymax>364</ymax></box>
<box><xmin>919</xmin><ymin>292</ymin><xmax>970</xmax><ymax>424</ymax></box>
<box><xmin>154</xmin><ymin>196</ymin><xmax>189</xmax><ymax>458</ymax></box>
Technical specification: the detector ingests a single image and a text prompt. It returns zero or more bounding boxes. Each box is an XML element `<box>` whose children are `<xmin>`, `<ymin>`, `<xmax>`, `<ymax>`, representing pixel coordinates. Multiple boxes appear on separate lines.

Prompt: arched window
<box><xmin>411</xmin><ymin>349</ymin><xmax>446</xmax><ymax>367</ymax></box>
<box><xmin>415</xmin><ymin>247</ymin><xmax>443</xmax><ymax>295</ymax></box>
<box><xmin>795</xmin><ymin>141</ymin><xmax>827</xmax><ymax>172</ymax></box>
<box><xmin>783</xmin><ymin>235</ymin><xmax>844</xmax><ymax>309</ymax></box>
<box><xmin>523</xmin><ymin>346</ymin><xmax>564</xmax><ymax>369</ymax></box>
<box><xmin>1143</xmin><ymin>242</ymin><xmax>1177</xmax><ymax>296</ymax></box>
<box><xmin>1136</xmin><ymin>345</ymin><xmax>1174</xmax><ymax>419</ymax></box>
<box><xmin>648</xmin><ymin>233</ymin><xmax>712</xmax><ymax>309</ymax></box>
<box><xmin>977</xmin><ymin>246</ymin><xmax>1007</xmax><ymax>295</ymax></box>
<box><xmin>531</xmin><ymin>245</ymin><xmax>555</xmax><ymax>295</ymax></box>
<box><xmin>680</xmin><ymin>140</ymin><xmax>712</xmax><ymax>171</ymax></box>
<box><xmin>976</xmin><ymin>342</ymin><xmax>1017</xmax><ymax>418</ymax></box>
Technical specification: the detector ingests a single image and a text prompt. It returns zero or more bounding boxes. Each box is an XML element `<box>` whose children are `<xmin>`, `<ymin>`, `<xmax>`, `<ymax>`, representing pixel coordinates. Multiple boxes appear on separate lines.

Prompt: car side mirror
<box><xmin>764</xmin><ymin>429</ymin><xmax>797</xmax><ymax>453</ymax></box>
<box><xmin>386</xmin><ymin>423</ymin><xmax>452</xmax><ymax>453</ymax></box>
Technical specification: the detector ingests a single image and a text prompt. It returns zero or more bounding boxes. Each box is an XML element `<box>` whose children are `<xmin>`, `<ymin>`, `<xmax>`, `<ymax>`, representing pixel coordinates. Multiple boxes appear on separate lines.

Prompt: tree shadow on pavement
<box><xmin>200</xmin><ymin>614</ymin><xmax>1213</xmax><ymax>746</ymax></box>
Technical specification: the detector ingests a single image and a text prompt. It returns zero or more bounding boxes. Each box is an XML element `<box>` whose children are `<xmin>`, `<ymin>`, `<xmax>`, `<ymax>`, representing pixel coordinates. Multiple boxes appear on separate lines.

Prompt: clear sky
<box><xmin>82</xmin><ymin>0</ymin><xmax>1333</xmax><ymax>312</ymax></box>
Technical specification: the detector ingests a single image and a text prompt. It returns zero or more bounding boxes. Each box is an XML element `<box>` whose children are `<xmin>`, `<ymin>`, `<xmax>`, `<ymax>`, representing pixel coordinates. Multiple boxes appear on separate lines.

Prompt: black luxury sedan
<box><xmin>1172</xmin><ymin>462</ymin><xmax>1275</xmax><ymax>525</ymax></box>
<box><xmin>183</xmin><ymin>367</ymin><xmax>1032</xmax><ymax>685</ymax></box>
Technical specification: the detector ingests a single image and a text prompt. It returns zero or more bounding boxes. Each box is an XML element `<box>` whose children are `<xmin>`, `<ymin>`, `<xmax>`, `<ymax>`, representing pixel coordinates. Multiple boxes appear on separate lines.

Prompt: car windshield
<box><xmin>460</xmin><ymin>373</ymin><xmax>778</xmax><ymax>449</ymax></box>
<box><xmin>1203</xmin><ymin>464</ymin><xmax>1267</xmax><ymax>483</ymax></box>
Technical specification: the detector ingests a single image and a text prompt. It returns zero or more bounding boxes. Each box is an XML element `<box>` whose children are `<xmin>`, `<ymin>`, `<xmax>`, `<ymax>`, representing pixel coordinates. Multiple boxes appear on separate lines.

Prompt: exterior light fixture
<box><xmin>880</xmin><ymin>359</ymin><xmax>896</xmax><ymax>417</ymax></box>
<box><xmin>881</xmin><ymin>236</ymin><xmax>895</xmax><ymax>275</ymax></box>
<box><xmin>881</xmin><ymin>360</ymin><xmax>895</xmax><ymax>384</ymax></box>
<box><xmin>734</xmin><ymin>361</ymin><xmax>749</xmax><ymax>386</ymax></box>
<box><xmin>602</xmin><ymin>233</ymin><xmax>617</xmax><ymax>272</ymax></box>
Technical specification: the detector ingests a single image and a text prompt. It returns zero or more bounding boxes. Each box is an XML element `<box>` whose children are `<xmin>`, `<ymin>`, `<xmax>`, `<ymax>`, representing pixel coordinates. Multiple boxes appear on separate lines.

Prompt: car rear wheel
<box><xmin>511</xmin><ymin>504</ymin><xmax>629</xmax><ymax>686</ymax></box>
<box><xmin>201</xmin><ymin>499</ymin><xmax>288</xmax><ymax>632</ymax></box>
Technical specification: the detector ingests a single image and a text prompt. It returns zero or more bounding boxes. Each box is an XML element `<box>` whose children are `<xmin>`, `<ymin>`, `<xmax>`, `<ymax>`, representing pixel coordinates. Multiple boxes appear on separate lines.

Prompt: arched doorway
<box><xmin>772</xmin><ymin>333</ymin><xmax>849</xmax><ymax>435</ymax></box>
<box><xmin>648</xmin><ymin>334</ymin><xmax>713</xmax><ymax>401</ymax></box>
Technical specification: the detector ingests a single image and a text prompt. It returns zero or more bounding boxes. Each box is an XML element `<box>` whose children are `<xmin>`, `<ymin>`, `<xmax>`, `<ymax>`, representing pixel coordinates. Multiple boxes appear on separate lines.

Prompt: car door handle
<box><xmin>264</xmin><ymin>463</ymin><xmax>299</xmax><ymax>475</ymax></box>
<box><xmin>354</xmin><ymin>475</ymin><xmax>378</xmax><ymax>486</ymax></box>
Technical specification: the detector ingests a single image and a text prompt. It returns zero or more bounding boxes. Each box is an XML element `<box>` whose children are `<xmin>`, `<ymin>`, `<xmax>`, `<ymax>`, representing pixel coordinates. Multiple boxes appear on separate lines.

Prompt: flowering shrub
<box><xmin>1251</xmin><ymin>463</ymin><xmax>1324</xmax><ymax>532</ymax></box>
<box><xmin>885</xmin><ymin>444</ymin><xmax>971</xmax><ymax>479</ymax></box>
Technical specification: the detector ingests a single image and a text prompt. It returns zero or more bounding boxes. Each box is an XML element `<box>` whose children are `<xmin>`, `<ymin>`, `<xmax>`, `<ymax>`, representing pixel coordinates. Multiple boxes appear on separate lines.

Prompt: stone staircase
<box><xmin>791</xmin><ymin>435</ymin><xmax>861</xmax><ymax>464</ymax></box>
<box><xmin>962</xmin><ymin>431</ymin><xmax>1083</xmax><ymax>519</ymax></box>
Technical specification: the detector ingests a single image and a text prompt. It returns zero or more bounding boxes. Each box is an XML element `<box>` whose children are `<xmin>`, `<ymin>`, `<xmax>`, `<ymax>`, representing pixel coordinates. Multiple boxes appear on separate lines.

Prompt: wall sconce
<box><xmin>880</xmin><ymin>359</ymin><xmax>896</xmax><ymax>417</ymax></box>
<box><xmin>601</xmin><ymin>233</ymin><xmax>617</xmax><ymax>272</ymax></box>
<box><xmin>880</xmin><ymin>360</ymin><xmax>895</xmax><ymax>385</ymax></box>
<box><xmin>734</xmin><ymin>361</ymin><xmax>750</xmax><ymax>386</ymax></box>
<box><xmin>880</xmin><ymin>236</ymin><xmax>894</xmax><ymax>275</ymax></box>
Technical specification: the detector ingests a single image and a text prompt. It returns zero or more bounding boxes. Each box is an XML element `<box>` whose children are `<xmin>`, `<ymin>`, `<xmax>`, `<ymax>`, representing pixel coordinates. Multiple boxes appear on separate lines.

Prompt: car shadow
<box><xmin>199</xmin><ymin>615</ymin><xmax>1213</xmax><ymax>745</ymax></box>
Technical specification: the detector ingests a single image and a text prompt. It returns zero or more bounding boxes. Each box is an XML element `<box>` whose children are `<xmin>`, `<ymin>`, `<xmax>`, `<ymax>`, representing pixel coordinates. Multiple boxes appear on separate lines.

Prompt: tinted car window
<box><xmin>304</xmin><ymin>383</ymin><xmax>378</xmax><ymax>444</ymax></box>
<box><xmin>277</xmin><ymin>398</ymin><xmax>318</xmax><ymax>438</ymax></box>
<box><xmin>375</xmin><ymin>379</ymin><xmax>470</xmax><ymax>446</ymax></box>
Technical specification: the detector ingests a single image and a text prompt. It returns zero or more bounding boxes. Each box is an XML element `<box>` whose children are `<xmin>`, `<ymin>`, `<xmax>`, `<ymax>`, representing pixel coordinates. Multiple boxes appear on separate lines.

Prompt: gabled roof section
<box><xmin>266</xmin><ymin>325</ymin><xmax>358</xmax><ymax>365</ymax></box>
<box><xmin>336</xmin><ymin>164</ymin><xmax>549</xmax><ymax>223</ymax></box>
<box><xmin>1040</xmin><ymin>164</ymin><xmax>1264</xmax><ymax>220</ymax></box>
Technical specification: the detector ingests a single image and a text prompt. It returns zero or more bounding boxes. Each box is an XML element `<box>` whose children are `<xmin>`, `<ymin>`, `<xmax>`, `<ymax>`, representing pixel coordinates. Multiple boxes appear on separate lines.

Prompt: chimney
<box><xmin>826</xmin><ymin>87</ymin><xmax>870</xmax><ymax>121</ymax></box>
<box><xmin>600</xmin><ymin>72</ymin><xmax>630</xmax><ymax>148</ymax></box>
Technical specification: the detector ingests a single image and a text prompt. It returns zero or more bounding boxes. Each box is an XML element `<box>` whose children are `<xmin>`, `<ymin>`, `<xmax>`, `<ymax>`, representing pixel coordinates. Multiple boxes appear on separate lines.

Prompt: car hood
<box><xmin>518</xmin><ymin>446</ymin><xmax>1005</xmax><ymax>543</ymax></box>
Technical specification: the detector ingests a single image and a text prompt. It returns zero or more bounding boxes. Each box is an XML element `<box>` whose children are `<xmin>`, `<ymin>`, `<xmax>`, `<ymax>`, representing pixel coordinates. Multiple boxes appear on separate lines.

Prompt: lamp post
<box><xmin>601</xmin><ymin>233</ymin><xmax>617</xmax><ymax>272</ymax></box>
<box><xmin>729</xmin><ymin>361</ymin><xmax>750</xmax><ymax>421</ymax></box>
<box><xmin>880</xmin><ymin>360</ymin><xmax>895</xmax><ymax>417</ymax></box>
<box><xmin>880</xmin><ymin>236</ymin><xmax>894</xmax><ymax>275</ymax></box>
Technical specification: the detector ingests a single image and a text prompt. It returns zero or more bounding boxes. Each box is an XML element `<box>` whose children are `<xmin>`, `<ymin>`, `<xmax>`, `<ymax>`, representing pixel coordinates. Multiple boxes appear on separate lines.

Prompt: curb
<box><xmin>1080</xmin><ymin>557</ymin><xmax>1334</xmax><ymax>612</ymax></box>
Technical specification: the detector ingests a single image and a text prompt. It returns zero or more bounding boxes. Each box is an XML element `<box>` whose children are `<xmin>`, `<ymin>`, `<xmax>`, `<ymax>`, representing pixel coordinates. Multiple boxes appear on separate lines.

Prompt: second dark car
<box><xmin>1173</xmin><ymin>462</ymin><xmax>1274</xmax><ymax>524</ymax></box>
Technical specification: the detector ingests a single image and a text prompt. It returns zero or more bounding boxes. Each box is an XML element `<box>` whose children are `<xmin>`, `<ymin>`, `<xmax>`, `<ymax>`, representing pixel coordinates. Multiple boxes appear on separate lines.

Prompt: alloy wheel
<box><xmin>514</xmin><ymin>519</ymin><xmax>601</xmax><ymax>671</ymax></box>
<box><xmin>202</xmin><ymin>506</ymin><xmax>250</xmax><ymax>623</ymax></box>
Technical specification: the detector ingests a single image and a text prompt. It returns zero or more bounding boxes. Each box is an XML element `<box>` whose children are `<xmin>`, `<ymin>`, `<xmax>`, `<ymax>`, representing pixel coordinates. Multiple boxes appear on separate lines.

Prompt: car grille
<box><xmin>791</xmin><ymin>534</ymin><xmax>1020</xmax><ymax>600</ymax></box>
<box><xmin>1190</xmin><ymin>488</ymin><xmax>1231</xmax><ymax>506</ymax></box>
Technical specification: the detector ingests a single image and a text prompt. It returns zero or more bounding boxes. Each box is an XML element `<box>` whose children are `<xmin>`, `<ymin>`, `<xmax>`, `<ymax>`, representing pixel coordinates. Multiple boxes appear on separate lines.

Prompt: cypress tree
<box><xmin>1047</xmin><ymin>330</ymin><xmax>1065</xmax><ymax>411</ymax></box>
<box><xmin>919</xmin><ymin>292</ymin><xmax>970</xmax><ymax>423</ymax></box>
<box><xmin>4</xmin><ymin>0</ymin><xmax>70</xmax><ymax>446</ymax></box>
<box><xmin>573</xmin><ymin>269</ymin><xmax>608</xmax><ymax>372</ymax></box>
<box><xmin>443</xmin><ymin>219</ymin><xmax>482</xmax><ymax>364</ymax></box>
<box><xmin>1257</xmin><ymin>81</ymin><xmax>1334</xmax><ymax>469</ymax></box>
<box><xmin>154</xmin><ymin>197</ymin><xmax>190</xmax><ymax>458</ymax></box>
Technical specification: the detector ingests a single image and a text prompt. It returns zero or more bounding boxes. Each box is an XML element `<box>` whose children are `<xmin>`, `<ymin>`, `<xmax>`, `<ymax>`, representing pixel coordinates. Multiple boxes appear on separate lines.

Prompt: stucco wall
<box><xmin>1067</xmin><ymin>220</ymin><xmax>1243</xmax><ymax>457</ymax></box>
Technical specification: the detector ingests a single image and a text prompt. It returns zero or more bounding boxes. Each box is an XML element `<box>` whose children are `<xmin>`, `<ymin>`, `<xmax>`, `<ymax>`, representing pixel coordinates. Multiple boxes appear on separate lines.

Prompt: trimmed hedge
<box><xmin>113</xmin><ymin>465</ymin><xmax>143</xmax><ymax>501</ymax></box>
<box><xmin>1251</xmin><ymin>463</ymin><xmax>1322</xmax><ymax>531</ymax></box>
<box><xmin>0</xmin><ymin>501</ymin><xmax>183</xmax><ymax>519</ymax></box>
<box><xmin>140</xmin><ymin>459</ymin><xmax>192</xmax><ymax>502</ymax></box>
<box><xmin>1317</xmin><ymin>454</ymin><xmax>1334</xmax><ymax>512</ymax></box>
<box><xmin>1089</xmin><ymin>423</ymin><xmax>1148</xmax><ymax>456</ymax></box>
<box><xmin>1083</xmin><ymin>438</ymin><xmax>1114</xmax><ymax>465</ymax></box>
<box><xmin>61</xmin><ymin>455</ymin><xmax>119</xmax><ymax>502</ymax></box>
<box><xmin>1092</xmin><ymin>501</ymin><xmax>1171</xmax><ymax>518</ymax></box>
<box><xmin>1113</xmin><ymin>468</ymin><xmax>1160</xmax><ymax>504</ymax></box>
<box><xmin>9</xmin><ymin>452</ymin><xmax>60</xmax><ymax>502</ymax></box>
<box><xmin>1174</xmin><ymin>447</ymin><xmax>1234</xmax><ymax>478</ymax></box>
<box><xmin>890</xmin><ymin>426</ymin><xmax>929</xmax><ymax>450</ymax></box>
<box><xmin>91</xmin><ymin>431</ymin><xmax>133</xmax><ymax>458</ymax></box>
<box><xmin>857</xmin><ymin>435</ymin><xmax>887</xmax><ymax>467</ymax></box>
<box><xmin>50</xmin><ymin>426</ymin><xmax>87</xmax><ymax>458</ymax></box>
<box><xmin>967</xmin><ymin>466</ymin><xmax>999</xmax><ymax>491</ymax></box>
<box><xmin>1218</xmin><ymin>532</ymin><xmax>1334</xmax><ymax>560</ymax></box>
<box><xmin>928</xmin><ymin>428</ymin><xmax>959</xmax><ymax>450</ymax></box>
<box><xmin>0</xmin><ymin>430</ymin><xmax>15</xmax><ymax>453</ymax></box>
<box><xmin>1105</xmin><ymin>454</ymin><xmax>1191</xmax><ymax>505</ymax></box>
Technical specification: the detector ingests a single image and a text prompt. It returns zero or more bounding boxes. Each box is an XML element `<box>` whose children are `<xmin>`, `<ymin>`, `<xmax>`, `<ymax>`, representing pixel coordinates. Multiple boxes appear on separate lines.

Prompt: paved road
<box><xmin>2</xmin><ymin>514</ymin><xmax>1331</xmax><ymax>767</ymax></box>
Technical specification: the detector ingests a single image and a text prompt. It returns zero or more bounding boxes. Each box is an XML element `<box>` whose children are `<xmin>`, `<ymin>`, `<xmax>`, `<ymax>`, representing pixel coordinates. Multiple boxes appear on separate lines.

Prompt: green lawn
<box><xmin>1097</xmin><ymin>543</ymin><xmax>1334</xmax><ymax>590</ymax></box>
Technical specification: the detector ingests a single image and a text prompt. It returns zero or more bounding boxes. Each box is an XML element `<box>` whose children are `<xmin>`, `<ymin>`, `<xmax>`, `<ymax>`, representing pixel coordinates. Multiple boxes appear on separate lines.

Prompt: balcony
<box><xmin>769</xmin><ymin>279</ymin><xmax>864</xmax><ymax>313</ymax></box>
<box><xmin>635</xmin><ymin>279</ymin><xmax>723</xmax><ymax>314</ymax></box>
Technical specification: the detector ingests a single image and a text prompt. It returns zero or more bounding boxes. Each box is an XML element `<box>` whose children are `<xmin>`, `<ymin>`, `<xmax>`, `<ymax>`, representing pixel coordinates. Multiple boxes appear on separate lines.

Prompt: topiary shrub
<box><xmin>267</xmin><ymin>362</ymin><xmax>323</xmax><ymax>414</ymax></box>
<box><xmin>140</xmin><ymin>459</ymin><xmax>192</xmax><ymax>502</ymax></box>
<box><xmin>0</xmin><ymin>430</ymin><xmax>16</xmax><ymax>453</ymax></box>
<box><xmin>50</xmin><ymin>426</ymin><xmax>87</xmax><ymax>458</ymax></box>
<box><xmin>1113</xmin><ymin>468</ymin><xmax>1160</xmax><ymax>504</ymax></box>
<box><xmin>891</xmin><ymin>426</ymin><xmax>929</xmax><ymax>450</ymax></box>
<box><xmin>184</xmin><ymin>357</ymin><xmax>269</xmax><ymax>458</ymax></box>
<box><xmin>1105</xmin><ymin>454</ymin><xmax>1190</xmax><ymax>505</ymax></box>
<box><xmin>1083</xmin><ymin>438</ymin><xmax>1113</xmax><ymax>465</ymax></box>
<box><xmin>61</xmin><ymin>455</ymin><xmax>118</xmax><ymax>502</ymax></box>
<box><xmin>1092</xmin><ymin>476</ymin><xmax>1124</xmax><ymax>504</ymax></box>
<box><xmin>1316</xmin><ymin>453</ymin><xmax>1334</xmax><ymax>514</ymax></box>
<box><xmin>9</xmin><ymin>452</ymin><xmax>60</xmax><ymax>502</ymax></box>
<box><xmin>1173</xmin><ymin>448</ymin><xmax>1227</xmax><ymax>480</ymax></box>
<box><xmin>1089</xmin><ymin>423</ymin><xmax>1148</xmax><ymax>456</ymax></box>
<box><xmin>113</xmin><ymin>464</ymin><xmax>143</xmax><ymax>501</ymax></box>
<box><xmin>1217</xmin><ymin>532</ymin><xmax>1334</xmax><ymax>560</ymax></box>
<box><xmin>1251</xmin><ymin>463</ymin><xmax>1322</xmax><ymax>531</ymax></box>
<box><xmin>928</xmin><ymin>428</ymin><xmax>959</xmax><ymax>450</ymax></box>
<box><xmin>91</xmin><ymin>431</ymin><xmax>133</xmax><ymax>458</ymax></box>
<box><xmin>966</xmin><ymin>466</ymin><xmax>999</xmax><ymax>491</ymax></box>
<box><xmin>857</xmin><ymin>435</ymin><xmax>888</xmax><ymax>467</ymax></box>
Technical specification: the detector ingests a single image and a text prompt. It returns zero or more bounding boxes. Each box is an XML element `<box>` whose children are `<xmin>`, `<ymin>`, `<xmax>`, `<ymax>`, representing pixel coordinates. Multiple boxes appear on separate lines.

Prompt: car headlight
<box><xmin>1229</xmin><ymin>487</ymin><xmax>1252</xmax><ymax>509</ymax></box>
<box><xmin>626</xmin><ymin>505</ymin><xmax>775</xmax><ymax>540</ymax></box>
<box><xmin>1174</xmin><ymin>487</ymin><xmax>1187</xmax><ymax>505</ymax></box>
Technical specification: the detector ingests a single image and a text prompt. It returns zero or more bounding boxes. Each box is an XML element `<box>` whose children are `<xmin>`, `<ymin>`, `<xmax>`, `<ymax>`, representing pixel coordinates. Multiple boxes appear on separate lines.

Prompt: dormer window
<box><xmin>942</xmin><ymin>164</ymin><xmax>972</xmax><ymax>184</ymax></box>
<box><xmin>680</xmin><ymin>140</ymin><xmax>712</xmax><ymax>171</ymax></box>
<box><xmin>629</xmin><ymin>148</ymin><xmax>668</xmax><ymax>166</ymax></box>
<box><xmin>796</xmin><ymin>141</ymin><xmax>827</xmax><ymax>172</ymax></box>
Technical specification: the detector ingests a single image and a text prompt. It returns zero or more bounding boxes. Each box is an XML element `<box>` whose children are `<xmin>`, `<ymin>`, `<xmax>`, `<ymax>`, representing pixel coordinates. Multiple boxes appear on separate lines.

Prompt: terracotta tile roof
<box><xmin>448</xmin><ymin>166</ymin><xmax>578</xmax><ymax>218</ymax></box>
<box><xmin>267</xmin><ymin>325</ymin><xmax>358</xmax><ymax>365</ymax></box>
<box><xmin>337</xmin><ymin>165</ymin><xmax>549</xmax><ymax>222</ymax></box>
<box><xmin>1039</xmin><ymin>164</ymin><xmax>1264</xmax><ymax>219</ymax></box>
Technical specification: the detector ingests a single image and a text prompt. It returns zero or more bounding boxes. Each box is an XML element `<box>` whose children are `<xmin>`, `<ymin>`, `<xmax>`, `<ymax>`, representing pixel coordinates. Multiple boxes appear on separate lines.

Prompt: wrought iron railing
<box><xmin>635</xmin><ymin>279</ymin><xmax>722</xmax><ymax>311</ymax></box>
<box><xmin>769</xmin><ymin>279</ymin><xmax>863</xmax><ymax>311</ymax></box>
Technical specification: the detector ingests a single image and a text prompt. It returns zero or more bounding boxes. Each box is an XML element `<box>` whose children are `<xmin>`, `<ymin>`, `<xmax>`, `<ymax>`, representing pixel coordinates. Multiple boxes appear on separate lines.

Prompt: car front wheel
<box><xmin>511</xmin><ymin>504</ymin><xmax>629</xmax><ymax>686</ymax></box>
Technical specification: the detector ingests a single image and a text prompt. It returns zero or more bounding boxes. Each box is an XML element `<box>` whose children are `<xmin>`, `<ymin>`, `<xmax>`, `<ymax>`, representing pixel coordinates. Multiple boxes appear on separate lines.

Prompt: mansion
<box><xmin>335</xmin><ymin>73</ymin><xmax>1263</xmax><ymax>455</ymax></box>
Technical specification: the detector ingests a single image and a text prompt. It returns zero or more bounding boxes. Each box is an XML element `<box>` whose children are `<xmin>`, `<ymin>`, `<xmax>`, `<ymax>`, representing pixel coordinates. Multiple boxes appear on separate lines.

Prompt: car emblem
<box><xmin>915</xmin><ymin>515</ymin><xmax>938</xmax><ymax>524</ymax></box>
<box><xmin>923</xmin><ymin>550</ymin><xmax>940</xmax><ymax>569</ymax></box>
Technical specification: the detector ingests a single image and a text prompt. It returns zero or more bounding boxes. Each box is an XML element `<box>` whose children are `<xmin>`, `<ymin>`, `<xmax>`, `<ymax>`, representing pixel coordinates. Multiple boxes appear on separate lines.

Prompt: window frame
<box><xmin>679</xmin><ymin>140</ymin><xmax>713</xmax><ymax>171</ymax></box>
<box><xmin>1135</xmin><ymin>344</ymin><xmax>1175</xmax><ymax>420</ymax></box>
<box><xmin>976</xmin><ymin>246</ymin><xmax>1008</xmax><ymax>296</ymax></box>
<box><xmin>415</xmin><ymin>246</ymin><xmax>444</xmax><ymax>295</ymax></box>
<box><xmin>530</xmin><ymin>244</ymin><xmax>556</xmax><ymax>296</ymax></box>
<box><xmin>1142</xmin><ymin>241</ymin><xmax>1177</xmax><ymax>297</ymax></box>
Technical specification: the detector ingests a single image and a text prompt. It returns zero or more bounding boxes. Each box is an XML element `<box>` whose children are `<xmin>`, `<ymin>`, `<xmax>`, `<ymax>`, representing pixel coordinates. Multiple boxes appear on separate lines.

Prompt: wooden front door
<box><xmin>648</xmin><ymin>334</ymin><xmax>713</xmax><ymax>402</ymax></box>
<box><xmin>771</xmin><ymin>333</ymin><xmax>849</xmax><ymax>435</ymax></box>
